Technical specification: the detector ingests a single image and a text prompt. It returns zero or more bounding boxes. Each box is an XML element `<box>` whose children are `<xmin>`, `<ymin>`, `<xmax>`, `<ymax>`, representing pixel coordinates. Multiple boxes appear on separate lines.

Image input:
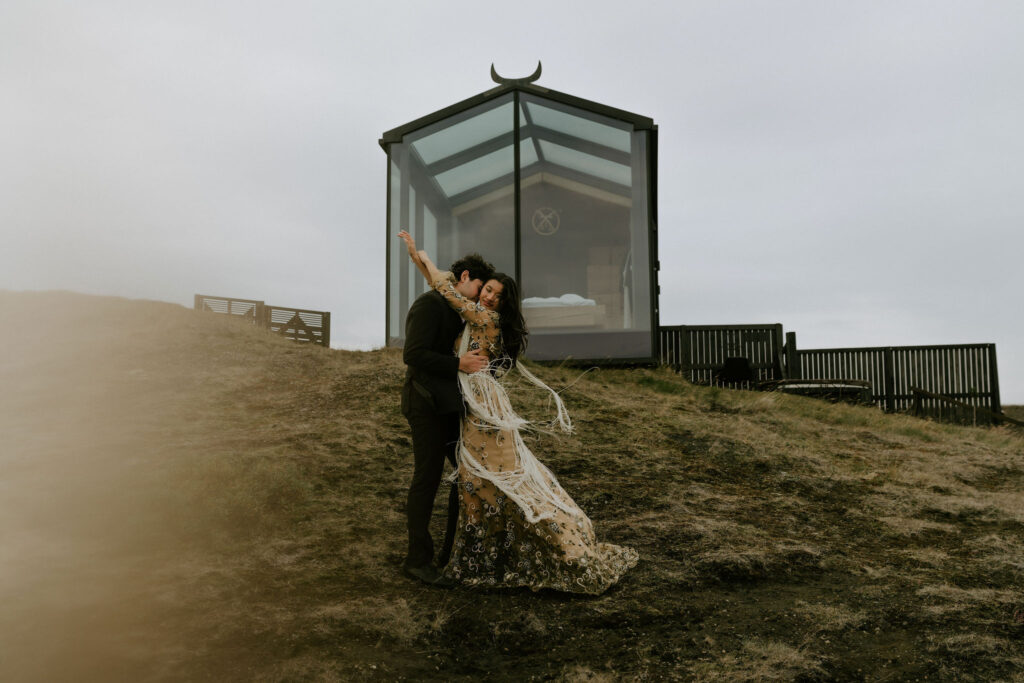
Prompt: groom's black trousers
<box><xmin>403</xmin><ymin>388</ymin><xmax>460</xmax><ymax>570</ymax></box>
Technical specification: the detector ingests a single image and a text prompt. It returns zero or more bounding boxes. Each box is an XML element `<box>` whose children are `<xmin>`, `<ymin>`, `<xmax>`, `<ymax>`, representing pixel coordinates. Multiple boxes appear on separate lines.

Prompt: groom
<box><xmin>401</xmin><ymin>252</ymin><xmax>493</xmax><ymax>586</ymax></box>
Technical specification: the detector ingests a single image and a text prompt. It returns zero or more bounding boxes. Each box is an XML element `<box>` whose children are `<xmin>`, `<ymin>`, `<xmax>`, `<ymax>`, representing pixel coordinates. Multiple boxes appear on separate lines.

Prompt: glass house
<box><xmin>381</xmin><ymin>76</ymin><xmax>658</xmax><ymax>362</ymax></box>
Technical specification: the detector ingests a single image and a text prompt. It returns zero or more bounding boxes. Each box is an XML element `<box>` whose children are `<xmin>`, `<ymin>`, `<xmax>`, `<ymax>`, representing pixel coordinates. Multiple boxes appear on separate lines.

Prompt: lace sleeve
<box><xmin>432</xmin><ymin>272</ymin><xmax>498</xmax><ymax>328</ymax></box>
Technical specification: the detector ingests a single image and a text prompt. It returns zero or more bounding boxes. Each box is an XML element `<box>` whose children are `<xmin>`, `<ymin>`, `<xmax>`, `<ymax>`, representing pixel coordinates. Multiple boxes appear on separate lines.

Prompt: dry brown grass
<box><xmin>689</xmin><ymin>638</ymin><xmax>826</xmax><ymax>681</ymax></box>
<box><xmin>1004</xmin><ymin>404</ymin><xmax>1024</xmax><ymax>422</ymax></box>
<box><xmin>793</xmin><ymin>600</ymin><xmax>868</xmax><ymax>633</ymax></box>
<box><xmin>3</xmin><ymin>290</ymin><xmax>1024</xmax><ymax>681</ymax></box>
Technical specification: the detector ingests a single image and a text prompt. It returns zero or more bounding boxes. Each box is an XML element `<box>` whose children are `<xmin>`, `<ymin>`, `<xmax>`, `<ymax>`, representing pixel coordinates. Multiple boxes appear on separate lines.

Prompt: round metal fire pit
<box><xmin>762</xmin><ymin>379</ymin><xmax>873</xmax><ymax>405</ymax></box>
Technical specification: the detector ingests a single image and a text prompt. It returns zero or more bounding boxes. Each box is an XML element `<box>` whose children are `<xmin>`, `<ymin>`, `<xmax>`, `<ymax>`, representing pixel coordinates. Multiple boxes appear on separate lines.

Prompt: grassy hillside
<box><xmin>1005</xmin><ymin>405</ymin><xmax>1024</xmax><ymax>423</ymax></box>
<box><xmin>2</xmin><ymin>291</ymin><xmax>1022</xmax><ymax>681</ymax></box>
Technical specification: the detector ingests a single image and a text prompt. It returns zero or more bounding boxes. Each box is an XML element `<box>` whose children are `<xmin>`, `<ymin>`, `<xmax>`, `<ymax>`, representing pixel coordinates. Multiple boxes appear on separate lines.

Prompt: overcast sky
<box><xmin>2</xmin><ymin>1</ymin><xmax>1022</xmax><ymax>402</ymax></box>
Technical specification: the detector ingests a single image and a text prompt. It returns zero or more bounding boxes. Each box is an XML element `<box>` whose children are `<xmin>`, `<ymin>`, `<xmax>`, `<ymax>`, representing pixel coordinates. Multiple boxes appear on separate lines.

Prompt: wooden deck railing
<box><xmin>911</xmin><ymin>386</ymin><xmax>1022</xmax><ymax>428</ymax></box>
<box><xmin>659</xmin><ymin>324</ymin><xmax>784</xmax><ymax>389</ymax></box>
<box><xmin>658</xmin><ymin>325</ymin><xmax>1002</xmax><ymax>423</ymax></box>
<box><xmin>790</xmin><ymin>342</ymin><xmax>1000</xmax><ymax>416</ymax></box>
<box><xmin>195</xmin><ymin>294</ymin><xmax>330</xmax><ymax>347</ymax></box>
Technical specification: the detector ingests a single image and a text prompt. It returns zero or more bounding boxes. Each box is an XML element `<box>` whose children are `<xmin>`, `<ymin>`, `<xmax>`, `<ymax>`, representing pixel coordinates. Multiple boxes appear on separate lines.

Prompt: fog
<box><xmin>0</xmin><ymin>293</ymin><xmax>257</xmax><ymax>679</ymax></box>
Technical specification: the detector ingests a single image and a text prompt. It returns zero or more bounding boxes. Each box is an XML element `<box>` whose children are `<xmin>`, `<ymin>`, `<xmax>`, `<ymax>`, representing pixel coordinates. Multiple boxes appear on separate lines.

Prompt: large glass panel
<box><xmin>519</xmin><ymin>93</ymin><xmax>652</xmax><ymax>361</ymax></box>
<box><xmin>407</xmin><ymin>187</ymin><xmax>418</xmax><ymax>307</ymax></box>
<box><xmin>386</xmin><ymin>94</ymin><xmax>516</xmax><ymax>345</ymax></box>
<box><xmin>387</xmin><ymin>159</ymin><xmax>402</xmax><ymax>345</ymax></box>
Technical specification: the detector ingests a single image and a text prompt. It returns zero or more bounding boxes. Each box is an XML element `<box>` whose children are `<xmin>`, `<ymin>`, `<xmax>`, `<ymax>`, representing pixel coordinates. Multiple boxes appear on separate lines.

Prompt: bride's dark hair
<box><xmin>492</xmin><ymin>273</ymin><xmax>528</xmax><ymax>367</ymax></box>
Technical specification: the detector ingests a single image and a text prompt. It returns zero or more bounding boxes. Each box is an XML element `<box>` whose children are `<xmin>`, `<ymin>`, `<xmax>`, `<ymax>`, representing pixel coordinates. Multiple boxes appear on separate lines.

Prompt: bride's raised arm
<box><xmin>397</xmin><ymin>231</ymin><xmax>493</xmax><ymax>328</ymax></box>
<box><xmin>399</xmin><ymin>230</ymin><xmax>459</xmax><ymax>292</ymax></box>
<box><xmin>397</xmin><ymin>230</ymin><xmax>433</xmax><ymax>283</ymax></box>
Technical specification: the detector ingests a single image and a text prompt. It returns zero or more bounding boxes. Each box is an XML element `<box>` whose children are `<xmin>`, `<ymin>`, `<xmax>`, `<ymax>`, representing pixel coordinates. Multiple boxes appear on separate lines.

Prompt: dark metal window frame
<box><xmin>382</xmin><ymin>82</ymin><xmax>660</xmax><ymax>363</ymax></box>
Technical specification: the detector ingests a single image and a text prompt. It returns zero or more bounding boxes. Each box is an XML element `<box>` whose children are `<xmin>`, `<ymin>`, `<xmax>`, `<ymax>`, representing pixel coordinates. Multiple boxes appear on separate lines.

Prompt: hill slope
<box><xmin>2</xmin><ymin>291</ymin><xmax>1022</xmax><ymax>681</ymax></box>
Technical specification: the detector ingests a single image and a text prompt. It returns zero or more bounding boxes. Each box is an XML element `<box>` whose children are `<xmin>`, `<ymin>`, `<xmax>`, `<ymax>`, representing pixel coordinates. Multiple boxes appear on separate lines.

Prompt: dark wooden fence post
<box><xmin>784</xmin><ymin>331</ymin><xmax>799</xmax><ymax>380</ymax></box>
<box><xmin>772</xmin><ymin>324</ymin><xmax>785</xmax><ymax>380</ymax></box>
<box><xmin>988</xmin><ymin>344</ymin><xmax>1001</xmax><ymax>416</ymax></box>
<box><xmin>883</xmin><ymin>347</ymin><xmax>896</xmax><ymax>413</ymax></box>
<box><xmin>322</xmin><ymin>312</ymin><xmax>331</xmax><ymax>348</ymax></box>
<box><xmin>680</xmin><ymin>325</ymin><xmax>692</xmax><ymax>381</ymax></box>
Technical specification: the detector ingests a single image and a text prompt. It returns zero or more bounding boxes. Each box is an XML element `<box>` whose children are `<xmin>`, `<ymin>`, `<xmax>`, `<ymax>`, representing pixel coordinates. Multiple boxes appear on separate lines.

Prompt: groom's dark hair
<box><xmin>449</xmin><ymin>253</ymin><xmax>494</xmax><ymax>284</ymax></box>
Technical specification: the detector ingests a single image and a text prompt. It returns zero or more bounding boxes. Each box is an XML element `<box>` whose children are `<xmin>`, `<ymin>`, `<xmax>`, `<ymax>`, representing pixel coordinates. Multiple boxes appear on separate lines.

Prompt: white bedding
<box><xmin>521</xmin><ymin>294</ymin><xmax>597</xmax><ymax>307</ymax></box>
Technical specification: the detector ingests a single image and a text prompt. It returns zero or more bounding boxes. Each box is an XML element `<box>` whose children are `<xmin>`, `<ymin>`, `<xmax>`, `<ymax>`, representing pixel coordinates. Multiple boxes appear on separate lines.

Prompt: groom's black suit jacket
<box><xmin>402</xmin><ymin>289</ymin><xmax>464</xmax><ymax>416</ymax></box>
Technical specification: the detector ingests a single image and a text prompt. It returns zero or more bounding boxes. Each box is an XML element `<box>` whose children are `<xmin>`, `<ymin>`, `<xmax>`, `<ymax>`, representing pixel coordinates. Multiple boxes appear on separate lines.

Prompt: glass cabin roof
<box><xmin>411</xmin><ymin>101</ymin><xmax>514</xmax><ymax>165</ymax></box>
<box><xmin>525</xmin><ymin>100</ymin><xmax>631</xmax><ymax>153</ymax></box>
<box><xmin>535</xmin><ymin>139</ymin><xmax>632</xmax><ymax>187</ymax></box>
<box><xmin>382</xmin><ymin>83</ymin><xmax>652</xmax><ymax>206</ymax></box>
<box><xmin>434</xmin><ymin>144</ymin><xmax>513</xmax><ymax>197</ymax></box>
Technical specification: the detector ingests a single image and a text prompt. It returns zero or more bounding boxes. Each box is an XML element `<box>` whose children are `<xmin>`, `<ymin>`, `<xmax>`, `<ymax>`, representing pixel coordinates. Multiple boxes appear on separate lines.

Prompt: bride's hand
<box><xmin>397</xmin><ymin>230</ymin><xmax>417</xmax><ymax>258</ymax></box>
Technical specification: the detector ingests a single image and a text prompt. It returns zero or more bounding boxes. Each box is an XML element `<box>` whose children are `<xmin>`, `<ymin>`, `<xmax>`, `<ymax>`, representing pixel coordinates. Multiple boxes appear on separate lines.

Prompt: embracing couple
<box><xmin>397</xmin><ymin>231</ymin><xmax>637</xmax><ymax>594</ymax></box>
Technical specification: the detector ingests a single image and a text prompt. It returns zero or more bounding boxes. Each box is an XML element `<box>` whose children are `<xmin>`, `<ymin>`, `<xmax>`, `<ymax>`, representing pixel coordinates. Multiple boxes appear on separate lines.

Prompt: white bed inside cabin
<box><xmin>521</xmin><ymin>294</ymin><xmax>606</xmax><ymax>328</ymax></box>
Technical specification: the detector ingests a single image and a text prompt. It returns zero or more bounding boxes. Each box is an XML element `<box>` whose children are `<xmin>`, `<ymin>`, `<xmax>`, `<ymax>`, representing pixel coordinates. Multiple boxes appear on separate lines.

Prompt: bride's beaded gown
<box><xmin>431</xmin><ymin>273</ymin><xmax>638</xmax><ymax>595</ymax></box>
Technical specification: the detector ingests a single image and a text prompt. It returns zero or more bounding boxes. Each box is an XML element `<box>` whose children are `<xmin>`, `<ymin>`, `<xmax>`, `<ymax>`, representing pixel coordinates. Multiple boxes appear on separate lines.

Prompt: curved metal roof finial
<box><xmin>490</xmin><ymin>61</ymin><xmax>542</xmax><ymax>86</ymax></box>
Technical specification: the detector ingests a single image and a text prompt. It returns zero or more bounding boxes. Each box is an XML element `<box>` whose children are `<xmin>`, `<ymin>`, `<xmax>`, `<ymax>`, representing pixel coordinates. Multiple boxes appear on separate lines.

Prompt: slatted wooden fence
<box><xmin>194</xmin><ymin>294</ymin><xmax>264</xmax><ymax>321</ymax></box>
<box><xmin>658</xmin><ymin>325</ymin><xmax>1002</xmax><ymax>424</ymax></box>
<box><xmin>194</xmin><ymin>294</ymin><xmax>330</xmax><ymax>347</ymax></box>
<box><xmin>264</xmin><ymin>306</ymin><xmax>331</xmax><ymax>346</ymax></box>
<box><xmin>790</xmin><ymin>342</ymin><xmax>1000</xmax><ymax>419</ymax></box>
<box><xmin>910</xmin><ymin>387</ymin><xmax>1011</xmax><ymax>427</ymax></box>
<box><xmin>659</xmin><ymin>324</ymin><xmax>785</xmax><ymax>388</ymax></box>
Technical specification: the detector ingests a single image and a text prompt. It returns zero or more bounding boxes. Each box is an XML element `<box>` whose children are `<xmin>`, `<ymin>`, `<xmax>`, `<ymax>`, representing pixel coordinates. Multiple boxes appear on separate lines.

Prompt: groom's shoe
<box><xmin>403</xmin><ymin>563</ymin><xmax>455</xmax><ymax>588</ymax></box>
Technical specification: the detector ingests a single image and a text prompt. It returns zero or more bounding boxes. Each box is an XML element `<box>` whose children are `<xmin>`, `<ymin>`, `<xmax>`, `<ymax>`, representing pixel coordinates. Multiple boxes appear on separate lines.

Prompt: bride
<box><xmin>398</xmin><ymin>231</ymin><xmax>637</xmax><ymax>595</ymax></box>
